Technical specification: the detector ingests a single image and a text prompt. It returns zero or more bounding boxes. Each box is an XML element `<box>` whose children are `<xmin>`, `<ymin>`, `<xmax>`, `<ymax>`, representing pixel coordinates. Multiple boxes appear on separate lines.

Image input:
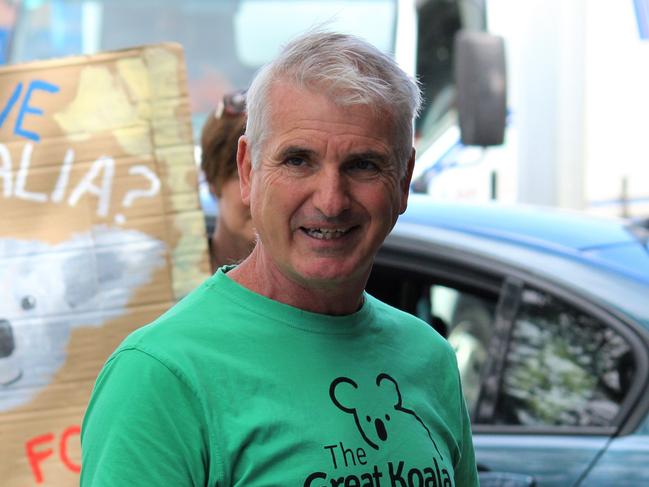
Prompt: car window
<box><xmin>367</xmin><ymin>260</ymin><xmax>639</xmax><ymax>430</ymax></box>
<box><xmin>427</xmin><ymin>284</ymin><xmax>496</xmax><ymax>413</ymax></box>
<box><xmin>493</xmin><ymin>286</ymin><xmax>636</xmax><ymax>428</ymax></box>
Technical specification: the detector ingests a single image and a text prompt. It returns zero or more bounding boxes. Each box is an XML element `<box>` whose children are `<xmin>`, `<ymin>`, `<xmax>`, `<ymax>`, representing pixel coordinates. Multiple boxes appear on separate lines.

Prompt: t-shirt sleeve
<box><xmin>453</xmin><ymin>370</ymin><xmax>480</xmax><ymax>486</ymax></box>
<box><xmin>81</xmin><ymin>348</ymin><xmax>210</xmax><ymax>486</ymax></box>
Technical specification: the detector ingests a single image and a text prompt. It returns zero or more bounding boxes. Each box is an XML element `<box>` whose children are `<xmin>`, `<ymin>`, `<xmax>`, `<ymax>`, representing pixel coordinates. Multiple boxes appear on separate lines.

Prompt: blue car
<box><xmin>365</xmin><ymin>194</ymin><xmax>649</xmax><ymax>486</ymax></box>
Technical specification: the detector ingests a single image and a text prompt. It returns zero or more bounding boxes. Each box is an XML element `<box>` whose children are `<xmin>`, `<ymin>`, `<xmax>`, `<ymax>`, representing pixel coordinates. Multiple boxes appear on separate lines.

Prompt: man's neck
<box><xmin>227</xmin><ymin>249</ymin><xmax>366</xmax><ymax>316</ymax></box>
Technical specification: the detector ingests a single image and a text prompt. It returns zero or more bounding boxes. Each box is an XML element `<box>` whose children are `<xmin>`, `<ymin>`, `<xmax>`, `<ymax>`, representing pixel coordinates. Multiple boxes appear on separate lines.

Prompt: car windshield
<box><xmin>10</xmin><ymin>0</ymin><xmax>397</xmax><ymax>138</ymax></box>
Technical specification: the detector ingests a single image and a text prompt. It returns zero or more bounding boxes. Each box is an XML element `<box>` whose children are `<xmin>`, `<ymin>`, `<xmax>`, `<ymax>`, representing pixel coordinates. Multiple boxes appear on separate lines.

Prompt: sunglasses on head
<box><xmin>215</xmin><ymin>89</ymin><xmax>247</xmax><ymax>118</ymax></box>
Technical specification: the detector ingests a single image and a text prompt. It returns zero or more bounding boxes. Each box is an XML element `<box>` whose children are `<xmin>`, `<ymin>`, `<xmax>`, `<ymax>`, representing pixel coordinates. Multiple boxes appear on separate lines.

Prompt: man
<box><xmin>81</xmin><ymin>31</ymin><xmax>479</xmax><ymax>486</ymax></box>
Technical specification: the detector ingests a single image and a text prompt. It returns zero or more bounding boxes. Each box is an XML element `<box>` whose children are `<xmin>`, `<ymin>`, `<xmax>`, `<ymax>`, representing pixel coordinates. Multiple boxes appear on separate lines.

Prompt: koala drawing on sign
<box><xmin>0</xmin><ymin>226</ymin><xmax>166</xmax><ymax>412</ymax></box>
<box><xmin>329</xmin><ymin>373</ymin><xmax>443</xmax><ymax>458</ymax></box>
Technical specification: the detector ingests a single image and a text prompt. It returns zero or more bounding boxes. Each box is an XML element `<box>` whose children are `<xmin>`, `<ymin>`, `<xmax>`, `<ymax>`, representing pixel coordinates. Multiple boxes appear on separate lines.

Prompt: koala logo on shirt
<box><xmin>329</xmin><ymin>373</ymin><xmax>442</xmax><ymax>458</ymax></box>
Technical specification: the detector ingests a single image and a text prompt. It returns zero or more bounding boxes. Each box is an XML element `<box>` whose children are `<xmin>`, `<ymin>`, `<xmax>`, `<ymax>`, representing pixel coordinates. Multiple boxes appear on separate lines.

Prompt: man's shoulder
<box><xmin>364</xmin><ymin>294</ymin><xmax>459</xmax><ymax>385</ymax></box>
<box><xmin>117</xmin><ymin>273</ymin><xmax>231</xmax><ymax>352</ymax></box>
<box><xmin>366</xmin><ymin>293</ymin><xmax>449</xmax><ymax>345</ymax></box>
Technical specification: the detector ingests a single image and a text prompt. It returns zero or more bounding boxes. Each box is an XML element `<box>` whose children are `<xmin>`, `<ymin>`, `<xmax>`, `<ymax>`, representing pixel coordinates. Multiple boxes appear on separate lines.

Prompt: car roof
<box><xmin>391</xmin><ymin>195</ymin><xmax>649</xmax><ymax>325</ymax></box>
<box><xmin>399</xmin><ymin>195</ymin><xmax>649</xmax><ymax>281</ymax></box>
<box><xmin>401</xmin><ymin>194</ymin><xmax>641</xmax><ymax>252</ymax></box>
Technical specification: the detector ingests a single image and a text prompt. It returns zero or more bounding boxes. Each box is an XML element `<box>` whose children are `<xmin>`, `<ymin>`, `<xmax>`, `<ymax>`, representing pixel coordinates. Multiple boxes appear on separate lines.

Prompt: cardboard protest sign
<box><xmin>0</xmin><ymin>43</ymin><xmax>210</xmax><ymax>485</ymax></box>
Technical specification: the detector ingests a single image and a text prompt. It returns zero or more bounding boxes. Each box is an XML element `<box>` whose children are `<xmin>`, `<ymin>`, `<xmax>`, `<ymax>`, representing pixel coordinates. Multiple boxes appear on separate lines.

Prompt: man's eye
<box><xmin>285</xmin><ymin>157</ymin><xmax>306</xmax><ymax>167</ymax></box>
<box><xmin>352</xmin><ymin>160</ymin><xmax>379</xmax><ymax>172</ymax></box>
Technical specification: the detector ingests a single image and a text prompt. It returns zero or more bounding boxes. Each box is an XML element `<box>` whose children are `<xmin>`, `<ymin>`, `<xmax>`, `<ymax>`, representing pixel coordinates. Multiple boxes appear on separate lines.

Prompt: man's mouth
<box><xmin>301</xmin><ymin>226</ymin><xmax>355</xmax><ymax>240</ymax></box>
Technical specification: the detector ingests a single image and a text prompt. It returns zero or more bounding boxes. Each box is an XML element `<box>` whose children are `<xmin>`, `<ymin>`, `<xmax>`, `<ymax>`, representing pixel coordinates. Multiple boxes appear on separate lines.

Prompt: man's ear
<box><xmin>237</xmin><ymin>135</ymin><xmax>253</xmax><ymax>205</ymax></box>
<box><xmin>399</xmin><ymin>147</ymin><xmax>416</xmax><ymax>215</ymax></box>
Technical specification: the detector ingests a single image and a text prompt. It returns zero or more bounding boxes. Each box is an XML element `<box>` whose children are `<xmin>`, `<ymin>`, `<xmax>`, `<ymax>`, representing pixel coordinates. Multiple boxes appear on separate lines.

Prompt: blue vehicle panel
<box><xmin>369</xmin><ymin>194</ymin><xmax>649</xmax><ymax>486</ymax></box>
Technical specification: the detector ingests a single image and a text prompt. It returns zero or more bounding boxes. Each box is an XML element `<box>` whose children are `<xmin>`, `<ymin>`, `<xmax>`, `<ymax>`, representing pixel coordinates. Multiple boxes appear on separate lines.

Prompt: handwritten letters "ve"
<box><xmin>0</xmin><ymin>78</ymin><xmax>160</xmax><ymax>222</ymax></box>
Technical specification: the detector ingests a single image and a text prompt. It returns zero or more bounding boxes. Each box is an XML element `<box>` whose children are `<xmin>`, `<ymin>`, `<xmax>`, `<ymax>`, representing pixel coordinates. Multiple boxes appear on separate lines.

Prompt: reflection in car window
<box><xmin>495</xmin><ymin>287</ymin><xmax>635</xmax><ymax>427</ymax></box>
<box><xmin>427</xmin><ymin>285</ymin><xmax>495</xmax><ymax>415</ymax></box>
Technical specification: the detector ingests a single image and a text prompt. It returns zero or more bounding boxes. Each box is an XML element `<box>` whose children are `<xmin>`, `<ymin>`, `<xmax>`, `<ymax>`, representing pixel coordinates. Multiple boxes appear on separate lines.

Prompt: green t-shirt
<box><xmin>81</xmin><ymin>267</ymin><xmax>478</xmax><ymax>486</ymax></box>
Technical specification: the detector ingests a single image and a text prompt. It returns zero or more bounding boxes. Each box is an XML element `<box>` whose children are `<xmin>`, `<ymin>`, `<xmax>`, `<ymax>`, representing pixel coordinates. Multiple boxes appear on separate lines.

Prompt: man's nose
<box><xmin>312</xmin><ymin>168</ymin><xmax>351</xmax><ymax>218</ymax></box>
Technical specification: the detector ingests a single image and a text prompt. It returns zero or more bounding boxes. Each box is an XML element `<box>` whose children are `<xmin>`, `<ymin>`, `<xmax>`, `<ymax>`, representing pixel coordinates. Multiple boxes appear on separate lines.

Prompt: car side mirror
<box><xmin>454</xmin><ymin>30</ymin><xmax>507</xmax><ymax>146</ymax></box>
<box><xmin>479</xmin><ymin>471</ymin><xmax>537</xmax><ymax>487</ymax></box>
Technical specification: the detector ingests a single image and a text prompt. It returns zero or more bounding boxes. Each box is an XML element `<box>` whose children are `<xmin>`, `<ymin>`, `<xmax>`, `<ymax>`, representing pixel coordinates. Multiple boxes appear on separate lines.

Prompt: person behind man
<box><xmin>80</xmin><ymin>31</ymin><xmax>479</xmax><ymax>486</ymax></box>
<box><xmin>200</xmin><ymin>90</ymin><xmax>256</xmax><ymax>271</ymax></box>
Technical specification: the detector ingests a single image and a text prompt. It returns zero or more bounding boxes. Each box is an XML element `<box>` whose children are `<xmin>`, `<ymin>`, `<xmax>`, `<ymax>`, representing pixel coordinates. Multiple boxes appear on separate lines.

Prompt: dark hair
<box><xmin>200</xmin><ymin>109</ymin><xmax>246</xmax><ymax>197</ymax></box>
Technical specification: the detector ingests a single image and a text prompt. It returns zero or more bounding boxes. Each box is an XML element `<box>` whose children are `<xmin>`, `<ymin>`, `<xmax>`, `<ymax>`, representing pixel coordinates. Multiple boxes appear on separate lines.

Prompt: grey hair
<box><xmin>245</xmin><ymin>30</ymin><xmax>422</xmax><ymax>175</ymax></box>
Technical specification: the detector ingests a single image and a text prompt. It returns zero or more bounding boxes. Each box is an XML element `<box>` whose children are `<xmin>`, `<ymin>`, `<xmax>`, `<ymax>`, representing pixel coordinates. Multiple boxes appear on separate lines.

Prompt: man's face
<box><xmin>238</xmin><ymin>81</ymin><xmax>414</xmax><ymax>289</ymax></box>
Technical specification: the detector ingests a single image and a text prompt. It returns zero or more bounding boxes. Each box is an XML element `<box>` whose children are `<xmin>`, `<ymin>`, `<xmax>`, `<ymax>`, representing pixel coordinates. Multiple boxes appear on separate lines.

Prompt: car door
<box><xmin>368</xmin><ymin>237</ymin><xmax>646</xmax><ymax>486</ymax></box>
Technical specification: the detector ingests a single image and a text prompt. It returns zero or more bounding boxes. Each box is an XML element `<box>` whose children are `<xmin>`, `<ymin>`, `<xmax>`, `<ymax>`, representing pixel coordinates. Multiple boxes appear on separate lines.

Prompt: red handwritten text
<box><xmin>25</xmin><ymin>425</ymin><xmax>81</xmax><ymax>484</ymax></box>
